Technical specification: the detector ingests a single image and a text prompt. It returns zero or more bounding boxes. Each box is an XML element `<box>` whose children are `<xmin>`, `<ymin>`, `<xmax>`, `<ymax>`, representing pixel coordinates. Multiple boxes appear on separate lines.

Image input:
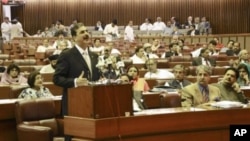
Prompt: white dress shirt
<box><xmin>124</xmin><ymin>25</ymin><xmax>134</xmax><ymax>42</ymax></box>
<box><xmin>144</xmin><ymin>69</ymin><xmax>175</xmax><ymax>79</ymax></box>
<box><xmin>130</xmin><ymin>54</ymin><xmax>146</xmax><ymax>64</ymax></box>
<box><xmin>103</xmin><ymin>23</ymin><xmax>120</xmax><ymax>42</ymax></box>
<box><xmin>140</xmin><ymin>23</ymin><xmax>153</xmax><ymax>31</ymax></box>
<box><xmin>152</xmin><ymin>22</ymin><xmax>166</xmax><ymax>31</ymax></box>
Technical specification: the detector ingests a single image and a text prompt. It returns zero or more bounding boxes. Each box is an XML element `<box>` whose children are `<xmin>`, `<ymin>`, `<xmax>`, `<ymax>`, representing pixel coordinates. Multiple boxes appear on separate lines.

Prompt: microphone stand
<box><xmin>107</xmin><ymin>64</ymin><xmax>112</xmax><ymax>84</ymax></box>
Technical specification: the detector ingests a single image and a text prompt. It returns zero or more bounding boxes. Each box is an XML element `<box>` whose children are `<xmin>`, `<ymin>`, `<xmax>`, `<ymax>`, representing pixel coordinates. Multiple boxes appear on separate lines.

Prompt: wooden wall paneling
<box><xmin>199</xmin><ymin>37</ymin><xmax>207</xmax><ymax>44</ymax></box>
<box><xmin>12</xmin><ymin>0</ymin><xmax>250</xmax><ymax>35</ymax></box>
<box><xmin>245</xmin><ymin>36</ymin><xmax>250</xmax><ymax>51</ymax></box>
<box><xmin>237</xmin><ymin>36</ymin><xmax>245</xmax><ymax>49</ymax></box>
<box><xmin>221</xmin><ymin>36</ymin><xmax>229</xmax><ymax>46</ymax></box>
<box><xmin>192</xmin><ymin>37</ymin><xmax>199</xmax><ymax>44</ymax></box>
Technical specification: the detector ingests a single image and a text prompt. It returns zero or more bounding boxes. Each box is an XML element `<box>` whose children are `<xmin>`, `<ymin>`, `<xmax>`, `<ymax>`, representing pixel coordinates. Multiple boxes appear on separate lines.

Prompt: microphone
<box><xmin>116</xmin><ymin>61</ymin><xmax>125</xmax><ymax>74</ymax></box>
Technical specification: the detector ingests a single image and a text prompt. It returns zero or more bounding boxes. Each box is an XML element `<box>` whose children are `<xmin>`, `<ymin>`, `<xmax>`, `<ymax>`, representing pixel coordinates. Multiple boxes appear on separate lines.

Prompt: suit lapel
<box><xmin>72</xmin><ymin>47</ymin><xmax>89</xmax><ymax>70</ymax></box>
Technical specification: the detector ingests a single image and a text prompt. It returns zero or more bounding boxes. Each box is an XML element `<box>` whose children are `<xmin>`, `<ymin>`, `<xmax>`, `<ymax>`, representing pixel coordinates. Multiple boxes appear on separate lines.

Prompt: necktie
<box><xmin>201</xmin><ymin>87</ymin><xmax>209</xmax><ymax>102</ymax></box>
<box><xmin>205</xmin><ymin>59</ymin><xmax>210</xmax><ymax>67</ymax></box>
<box><xmin>82</xmin><ymin>51</ymin><xmax>92</xmax><ymax>78</ymax></box>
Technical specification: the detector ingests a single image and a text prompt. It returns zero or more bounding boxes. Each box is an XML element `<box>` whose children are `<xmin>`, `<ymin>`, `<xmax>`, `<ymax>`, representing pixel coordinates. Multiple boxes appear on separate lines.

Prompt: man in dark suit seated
<box><xmin>187</xmin><ymin>25</ymin><xmax>200</xmax><ymax>36</ymax></box>
<box><xmin>161</xmin><ymin>43</ymin><xmax>182</xmax><ymax>58</ymax></box>
<box><xmin>226</xmin><ymin>41</ymin><xmax>241</xmax><ymax>56</ymax></box>
<box><xmin>165</xmin><ymin>65</ymin><xmax>191</xmax><ymax>89</ymax></box>
<box><xmin>192</xmin><ymin>48</ymin><xmax>216</xmax><ymax>67</ymax></box>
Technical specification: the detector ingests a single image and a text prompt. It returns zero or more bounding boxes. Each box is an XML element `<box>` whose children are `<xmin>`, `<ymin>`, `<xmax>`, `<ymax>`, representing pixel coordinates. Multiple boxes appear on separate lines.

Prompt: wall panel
<box><xmin>1</xmin><ymin>0</ymin><xmax>249</xmax><ymax>35</ymax></box>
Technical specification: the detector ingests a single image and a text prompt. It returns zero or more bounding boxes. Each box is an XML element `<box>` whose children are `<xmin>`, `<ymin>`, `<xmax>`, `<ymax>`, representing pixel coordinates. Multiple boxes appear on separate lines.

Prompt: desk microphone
<box><xmin>116</xmin><ymin>61</ymin><xmax>125</xmax><ymax>74</ymax></box>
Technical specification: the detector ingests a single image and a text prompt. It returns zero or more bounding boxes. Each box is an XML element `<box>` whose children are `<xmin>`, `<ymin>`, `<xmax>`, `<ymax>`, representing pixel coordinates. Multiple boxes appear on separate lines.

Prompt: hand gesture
<box><xmin>232</xmin><ymin>82</ymin><xmax>241</xmax><ymax>93</ymax></box>
<box><xmin>76</xmin><ymin>71</ymin><xmax>88</xmax><ymax>86</ymax></box>
<box><xmin>243</xmin><ymin>74</ymin><xmax>250</xmax><ymax>83</ymax></box>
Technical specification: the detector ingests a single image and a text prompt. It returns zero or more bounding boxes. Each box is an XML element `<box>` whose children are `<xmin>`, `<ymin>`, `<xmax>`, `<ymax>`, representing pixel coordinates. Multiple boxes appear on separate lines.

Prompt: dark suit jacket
<box><xmin>164</xmin><ymin>51</ymin><xmax>180</xmax><ymax>58</ymax></box>
<box><xmin>187</xmin><ymin>29</ymin><xmax>200</xmax><ymax>35</ymax></box>
<box><xmin>53</xmin><ymin>46</ymin><xmax>100</xmax><ymax>115</ymax></box>
<box><xmin>192</xmin><ymin>57</ymin><xmax>216</xmax><ymax>67</ymax></box>
<box><xmin>168</xmin><ymin>79</ymin><xmax>191</xmax><ymax>89</ymax></box>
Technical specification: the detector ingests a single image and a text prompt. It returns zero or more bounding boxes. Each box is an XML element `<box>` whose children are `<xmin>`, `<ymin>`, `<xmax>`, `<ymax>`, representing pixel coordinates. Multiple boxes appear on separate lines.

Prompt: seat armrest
<box><xmin>17</xmin><ymin>124</ymin><xmax>53</xmax><ymax>141</ymax></box>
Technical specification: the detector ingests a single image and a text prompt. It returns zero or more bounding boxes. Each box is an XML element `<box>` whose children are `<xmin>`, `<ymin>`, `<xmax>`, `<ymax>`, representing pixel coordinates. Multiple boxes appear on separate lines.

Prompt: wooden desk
<box><xmin>64</xmin><ymin>107</ymin><xmax>250</xmax><ymax>141</ymax></box>
<box><xmin>0</xmin><ymin>97</ymin><xmax>62</xmax><ymax>141</ymax></box>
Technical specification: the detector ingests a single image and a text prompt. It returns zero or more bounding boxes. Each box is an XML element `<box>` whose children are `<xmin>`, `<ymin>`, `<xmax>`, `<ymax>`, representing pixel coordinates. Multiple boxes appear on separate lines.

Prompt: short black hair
<box><xmin>225</xmin><ymin>67</ymin><xmax>239</xmax><ymax>79</ymax></box>
<box><xmin>112</xmin><ymin>19</ymin><xmax>117</xmax><ymax>25</ymax></box>
<box><xmin>7</xmin><ymin>63</ymin><xmax>20</xmax><ymax>74</ymax></box>
<box><xmin>27</xmin><ymin>71</ymin><xmax>40</xmax><ymax>88</ymax></box>
<box><xmin>199</xmin><ymin>48</ymin><xmax>209</xmax><ymax>56</ymax></box>
<box><xmin>209</xmin><ymin>40</ymin><xmax>217</xmax><ymax>46</ymax></box>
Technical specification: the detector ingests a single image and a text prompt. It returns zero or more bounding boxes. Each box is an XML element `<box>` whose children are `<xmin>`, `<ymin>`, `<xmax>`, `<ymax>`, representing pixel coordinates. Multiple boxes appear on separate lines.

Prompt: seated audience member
<box><xmin>130</xmin><ymin>46</ymin><xmax>147</xmax><ymax>64</ymax></box>
<box><xmin>199</xmin><ymin>17</ymin><xmax>210</xmax><ymax>35</ymax></box>
<box><xmin>41</xmin><ymin>26</ymin><xmax>53</xmax><ymax>37</ymax></box>
<box><xmin>18</xmin><ymin>71</ymin><xmax>54</xmax><ymax>99</ymax></box>
<box><xmin>95</xmin><ymin>20</ymin><xmax>105</xmax><ymax>31</ymax></box>
<box><xmin>144</xmin><ymin>59</ymin><xmax>174</xmax><ymax>79</ymax></box>
<box><xmin>187</xmin><ymin>25</ymin><xmax>199</xmax><ymax>36</ymax></box>
<box><xmin>103</xmin><ymin>19</ymin><xmax>120</xmax><ymax>42</ymax></box>
<box><xmin>181</xmin><ymin>65</ymin><xmax>221</xmax><ymax>107</ymax></box>
<box><xmin>165</xmin><ymin>65</ymin><xmax>191</xmax><ymax>89</ymax></box>
<box><xmin>52</xmin><ymin>30</ymin><xmax>72</xmax><ymax>49</ymax></box>
<box><xmin>170</xmin><ymin>35</ymin><xmax>179</xmax><ymax>44</ymax></box>
<box><xmin>151</xmin><ymin>39</ymin><xmax>162</xmax><ymax>52</ymax></box>
<box><xmin>161</xmin><ymin>43</ymin><xmax>182</xmax><ymax>58</ymax></box>
<box><xmin>177</xmin><ymin>39</ymin><xmax>189</xmax><ymax>50</ymax></box>
<box><xmin>97</xmin><ymin>46</ymin><xmax>124</xmax><ymax>79</ymax></box>
<box><xmin>143</xmin><ymin>43</ymin><xmax>159</xmax><ymax>59</ymax></box>
<box><xmin>184</xmin><ymin>16</ymin><xmax>193</xmax><ymax>29</ymax></box>
<box><xmin>105</xmin><ymin>42</ymin><xmax>121</xmax><ymax>56</ymax></box>
<box><xmin>0</xmin><ymin>63</ymin><xmax>27</xmax><ymax>85</ymax></box>
<box><xmin>226</xmin><ymin>42</ymin><xmax>241</xmax><ymax>56</ymax></box>
<box><xmin>208</xmin><ymin>40</ymin><xmax>219</xmax><ymax>56</ymax></box>
<box><xmin>191</xmin><ymin>44</ymin><xmax>207</xmax><ymax>58</ymax></box>
<box><xmin>237</xmin><ymin>64</ymin><xmax>250</xmax><ymax>86</ymax></box>
<box><xmin>118</xmin><ymin>73</ymin><xmax>131</xmax><ymax>84</ymax></box>
<box><xmin>192</xmin><ymin>48</ymin><xmax>216</xmax><ymax>67</ymax></box>
<box><xmin>40</xmin><ymin>54</ymin><xmax>59</xmax><ymax>74</ymax></box>
<box><xmin>140</xmin><ymin>18</ymin><xmax>153</xmax><ymax>31</ymax></box>
<box><xmin>36</xmin><ymin>39</ymin><xmax>54</xmax><ymax>52</ymax></box>
<box><xmin>171</xmin><ymin>26</ymin><xmax>182</xmax><ymax>36</ymax></box>
<box><xmin>238</xmin><ymin>49</ymin><xmax>250</xmax><ymax>64</ymax></box>
<box><xmin>220</xmin><ymin>40</ymin><xmax>234</xmax><ymax>53</ymax></box>
<box><xmin>89</xmin><ymin>38</ymin><xmax>104</xmax><ymax>55</ymax></box>
<box><xmin>212</xmin><ymin>68</ymin><xmax>248</xmax><ymax>103</ymax></box>
<box><xmin>164</xmin><ymin>21</ymin><xmax>174</xmax><ymax>36</ymax></box>
<box><xmin>127</xmin><ymin>65</ymin><xmax>150</xmax><ymax>92</ymax></box>
<box><xmin>213</xmin><ymin>37</ymin><xmax>224</xmax><ymax>49</ymax></box>
<box><xmin>53</xmin><ymin>40</ymin><xmax>68</xmax><ymax>55</ymax></box>
<box><xmin>152</xmin><ymin>17</ymin><xmax>166</xmax><ymax>31</ymax></box>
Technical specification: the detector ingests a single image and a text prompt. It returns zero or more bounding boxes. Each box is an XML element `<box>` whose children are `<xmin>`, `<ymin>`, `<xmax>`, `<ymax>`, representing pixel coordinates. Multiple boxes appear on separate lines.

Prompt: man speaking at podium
<box><xmin>53</xmin><ymin>23</ymin><xmax>101</xmax><ymax>115</ymax></box>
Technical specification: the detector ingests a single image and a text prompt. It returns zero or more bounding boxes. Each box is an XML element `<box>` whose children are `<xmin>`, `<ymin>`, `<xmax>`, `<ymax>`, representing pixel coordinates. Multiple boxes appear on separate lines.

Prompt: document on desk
<box><xmin>240</xmin><ymin>86</ymin><xmax>250</xmax><ymax>90</ymax></box>
<box><xmin>210</xmin><ymin>101</ymin><xmax>246</xmax><ymax>109</ymax></box>
<box><xmin>134</xmin><ymin>107</ymin><xmax>206</xmax><ymax>116</ymax></box>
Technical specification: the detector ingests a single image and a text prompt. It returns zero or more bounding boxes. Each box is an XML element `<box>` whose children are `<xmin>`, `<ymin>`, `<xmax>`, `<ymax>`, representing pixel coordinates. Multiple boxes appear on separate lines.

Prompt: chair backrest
<box><xmin>160</xmin><ymin>93</ymin><xmax>182</xmax><ymax>108</ymax></box>
<box><xmin>15</xmin><ymin>99</ymin><xmax>56</xmax><ymax>124</ymax></box>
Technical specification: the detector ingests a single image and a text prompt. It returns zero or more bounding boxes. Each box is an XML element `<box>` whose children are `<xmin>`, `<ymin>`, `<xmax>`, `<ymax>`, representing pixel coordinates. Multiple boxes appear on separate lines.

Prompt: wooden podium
<box><xmin>68</xmin><ymin>84</ymin><xmax>133</xmax><ymax>119</ymax></box>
